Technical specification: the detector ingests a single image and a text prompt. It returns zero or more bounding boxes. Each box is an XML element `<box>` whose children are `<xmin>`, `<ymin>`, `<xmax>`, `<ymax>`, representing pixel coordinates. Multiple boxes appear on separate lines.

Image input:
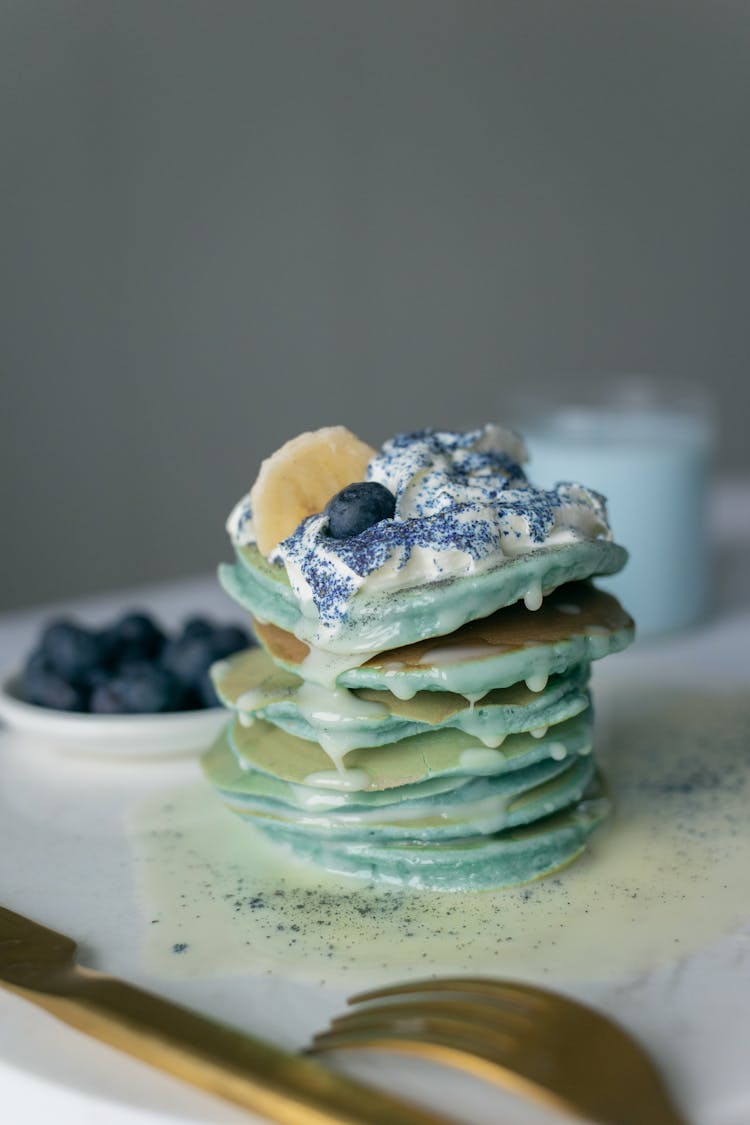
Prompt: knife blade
<box><xmin>0</xmin><ymin>905</ymin><xmax>453</xmax><ymax>1125</ymax></box>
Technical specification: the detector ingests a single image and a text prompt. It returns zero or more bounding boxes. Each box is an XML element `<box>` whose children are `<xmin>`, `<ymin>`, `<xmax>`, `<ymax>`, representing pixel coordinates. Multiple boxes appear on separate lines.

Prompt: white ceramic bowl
<box><xmin>0</xmin><ymin>674</ymin><xmax>227</xmax><ymax>758</ymax></box>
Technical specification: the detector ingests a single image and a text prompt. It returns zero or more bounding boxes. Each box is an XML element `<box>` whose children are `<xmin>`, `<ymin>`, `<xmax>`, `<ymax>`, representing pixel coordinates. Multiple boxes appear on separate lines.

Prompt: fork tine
<box><xmin>328</xmin><ymin>998</ymin><xmax>534</xmax><ymax>1035</ymax></box>
<box><xmin>312</xmin><ymin>1017</ymin><xmax>515</xmax><ymax>1059</ymax></box>
<box><xmin>310</xmin><ymin>1022</ymin><xmax>572</xmax><ymax>1121</ymax></box>
<box><xmin>313</xmin><ymin>1003</ymin><xmax>561</xmax><ymax>1080</ymax></box>
<box><xmin>349</xmin><ymin>976</ymin><xmax>547</xmax><ymax>1014</ymax></box>
<box><xmin>316</xmin><ymin>978</ymin><xmax>688</xmax><ymax>1125</ymax></box>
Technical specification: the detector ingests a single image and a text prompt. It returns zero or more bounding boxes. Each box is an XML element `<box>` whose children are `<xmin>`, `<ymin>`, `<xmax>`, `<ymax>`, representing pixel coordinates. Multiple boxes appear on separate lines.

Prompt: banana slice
<box><xmin>250</xmin><ymin>426</ymin><xmax>376</xmax><ymax>556</ymax></box>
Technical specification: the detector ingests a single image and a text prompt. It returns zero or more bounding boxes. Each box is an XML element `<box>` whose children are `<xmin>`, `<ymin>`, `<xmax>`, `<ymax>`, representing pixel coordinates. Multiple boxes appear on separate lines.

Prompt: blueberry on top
<box><xmin>325</xmin><ymin>482</ymin><xmax>396</xmax><ymax>539</ymax></box>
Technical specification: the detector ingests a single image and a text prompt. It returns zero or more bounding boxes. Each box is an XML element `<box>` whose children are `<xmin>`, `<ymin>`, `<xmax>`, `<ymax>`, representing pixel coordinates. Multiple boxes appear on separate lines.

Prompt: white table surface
<box><xmin>1</xmin><ymin>481</ymin><xmax>749</xmax><ymax>1125</ymax></box>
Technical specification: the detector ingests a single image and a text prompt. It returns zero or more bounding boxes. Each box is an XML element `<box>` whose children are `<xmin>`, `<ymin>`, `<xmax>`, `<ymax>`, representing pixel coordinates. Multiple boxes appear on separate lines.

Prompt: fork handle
<box><xmin>5</xmin><ymin>969</ymin><xmax>452</xmax><ymax>1125</ymax></box>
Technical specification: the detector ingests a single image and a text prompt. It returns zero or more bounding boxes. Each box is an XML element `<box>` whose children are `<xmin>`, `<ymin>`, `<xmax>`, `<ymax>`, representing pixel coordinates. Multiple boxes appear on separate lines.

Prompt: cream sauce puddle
<box><xmin>127</xmin><ymin>687</ymin><xmax>750</xmax><ymax>985</ymax></box>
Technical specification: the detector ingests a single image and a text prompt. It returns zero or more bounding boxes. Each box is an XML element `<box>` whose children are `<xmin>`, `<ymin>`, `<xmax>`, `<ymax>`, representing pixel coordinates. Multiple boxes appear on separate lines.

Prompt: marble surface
<box><xmin>1</xmin><ymin>481</ymin><xmax>749</xmax><ymax>1125</ymax></box>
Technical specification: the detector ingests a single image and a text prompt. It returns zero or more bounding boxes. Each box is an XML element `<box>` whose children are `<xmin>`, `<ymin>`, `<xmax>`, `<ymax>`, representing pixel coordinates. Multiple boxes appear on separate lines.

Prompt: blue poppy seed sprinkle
<box><xmin>237</xmin><ymin>426</ymin><xmax>612</xmax><ymax>628</ymax></box>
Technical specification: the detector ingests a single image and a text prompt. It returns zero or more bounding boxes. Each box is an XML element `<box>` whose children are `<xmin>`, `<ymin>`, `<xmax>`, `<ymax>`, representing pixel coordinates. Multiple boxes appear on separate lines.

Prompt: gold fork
<box><xmin>0</xmin><ymin>905</ymin><xmax>452</xmax><ymax>1125</ymax></box>
<box><xmin>310</xmin><ymin>977</ymin><xmax>688</xmax><ymax>1125</ymax></box>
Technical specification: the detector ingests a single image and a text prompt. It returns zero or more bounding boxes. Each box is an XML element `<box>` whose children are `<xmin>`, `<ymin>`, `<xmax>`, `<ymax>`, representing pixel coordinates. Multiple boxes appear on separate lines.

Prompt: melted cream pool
<box><xmin>127</xmin><ymin>687</ymin><xmax>750</xmax><ymax>984</ymax></box>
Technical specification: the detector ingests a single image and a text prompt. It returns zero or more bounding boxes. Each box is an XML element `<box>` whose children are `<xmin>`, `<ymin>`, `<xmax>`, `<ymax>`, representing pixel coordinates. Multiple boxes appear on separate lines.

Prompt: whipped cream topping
<box><xmin>228</xmin><ymin>426</ymin><xmax>612</xmax><ymax>631</ymax></box>
<box><xmin>227</xmin><ymin>495</ymin><xmax>254</xmax><ymax>546</ymax></box>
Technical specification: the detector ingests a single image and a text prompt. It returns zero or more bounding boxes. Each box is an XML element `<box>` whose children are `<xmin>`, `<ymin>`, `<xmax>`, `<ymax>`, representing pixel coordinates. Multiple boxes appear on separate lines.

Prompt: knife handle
<box><xmin>7</xmin><ymin>967</ymin><xmax>450</xmax><ymax>1125</ymax></box>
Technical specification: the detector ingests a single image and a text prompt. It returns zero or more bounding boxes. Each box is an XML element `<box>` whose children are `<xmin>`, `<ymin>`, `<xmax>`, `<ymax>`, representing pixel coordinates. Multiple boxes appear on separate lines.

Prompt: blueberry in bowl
<box><xmin>23</xmin><ymin>648</ymin><xmax>87</xmax><ymax>712</ymax></box>
<box><xmin>37</xmin><ymin>620</ymin><xmax>104</xmax><ymax>686</ymax></box>
<box><xmin>89</xmin><ymin>663</ymin><xmax>184</xmax><ymax>716</ymax></box>
<box><xmin>0</xmin><ymin>611</ymin><xmax>255</xmax><ymax>757</ymax></box>
<box><xmin>100</xmin><ymin>611</ymin><xmax>166</xmax><ymax>666</ymax></box>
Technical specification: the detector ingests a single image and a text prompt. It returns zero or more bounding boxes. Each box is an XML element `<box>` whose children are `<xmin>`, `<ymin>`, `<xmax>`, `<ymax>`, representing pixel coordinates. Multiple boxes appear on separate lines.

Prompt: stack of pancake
<box><xmin>203</xmin><ymin>426</ymin><xmax>634</xmax><ymax>890</ymax></box>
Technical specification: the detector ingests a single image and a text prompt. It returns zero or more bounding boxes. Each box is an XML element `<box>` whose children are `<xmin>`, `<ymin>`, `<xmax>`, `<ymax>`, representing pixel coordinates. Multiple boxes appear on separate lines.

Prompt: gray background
<box><xmin>2</xmin><ymin>1</ymin><xmax>748</xmax><ymax>611</ymax></box>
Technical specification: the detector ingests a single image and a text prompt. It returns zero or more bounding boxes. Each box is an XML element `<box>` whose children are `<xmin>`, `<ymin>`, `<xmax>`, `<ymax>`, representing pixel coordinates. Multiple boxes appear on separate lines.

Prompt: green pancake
<box><xmin>220</xmin><ymin>538</ymin><xmax>627</xmax><ymax>657</ymax></box>
<box><xmin>202</xmin><ymin>727</ymin><xmax>606</xmax><ymax>889</ymax></box>
<box><xmin>205</xmin><ymin>729</ymin><xmax>475</xmax><ymax>810</ymax></box>
<box><xmin>203</xmin><ymin>727</ymin><xmax>596</xmax><ymax>840</ymax></box>
<box><xmin>225</xmin><ymin>710</ymin><xmax>593</xmax><ymax>792</ymax></box>
<box><xmin>211</xmin><ymin>645</ymin><xmax>591</xmax><ymax>754</ymax></box>
<box><xmin>257</xmin><ymin>794</ymin><xmax>608</xmax><ymax>890</ymax></box>
<box><xmin>254</xmin><ymin>582</ymin><xmax>634</xmax><ymax>700</ymax></box>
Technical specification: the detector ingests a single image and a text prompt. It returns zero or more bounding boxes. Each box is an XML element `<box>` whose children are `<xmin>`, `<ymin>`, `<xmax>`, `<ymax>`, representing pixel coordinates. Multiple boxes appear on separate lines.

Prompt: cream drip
<box><xmin>302</xmin><ymin>768</ymin><xmax>373</xmax><ymax>791</ymax></box>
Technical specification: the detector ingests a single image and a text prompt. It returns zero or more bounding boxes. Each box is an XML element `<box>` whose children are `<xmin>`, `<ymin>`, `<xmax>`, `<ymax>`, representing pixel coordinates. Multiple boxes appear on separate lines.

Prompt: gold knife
<box><xmin>0</xmin><ymin>905</ymin><xmax>453</xmax><ymax>1125</ymax></box>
